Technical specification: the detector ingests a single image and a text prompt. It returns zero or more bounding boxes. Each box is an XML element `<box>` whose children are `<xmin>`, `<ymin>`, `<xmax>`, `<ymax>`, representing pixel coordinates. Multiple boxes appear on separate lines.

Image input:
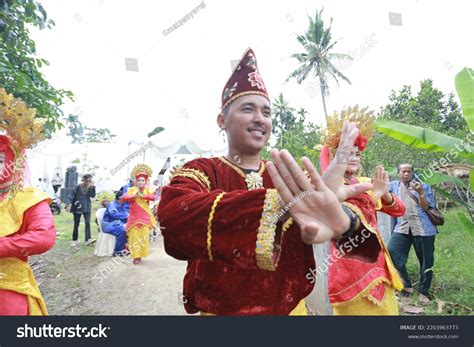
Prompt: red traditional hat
<box><xmin>221</xmin><ymin>48</ymin><xmax>269</xmax><ymax>110</ymax></box>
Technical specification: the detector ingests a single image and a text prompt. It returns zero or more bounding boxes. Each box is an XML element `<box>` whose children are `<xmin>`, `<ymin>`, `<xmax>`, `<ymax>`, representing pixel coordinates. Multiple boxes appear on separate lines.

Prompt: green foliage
<box><xmin>148</xmin><ymin>126</ymin><xmax>164</xmax><ymax>138</ymax></box>
<box><xmin>455</xmin><ymin>67</ymin><xmax>474</xmax><ymax>132</ymax></box>
<box><xmin>66</xmin><ymin>114</ymin><xmax>116</xmax><ymax>143</ymax></box>
<box><xmin>271</xmin><ymin>93</ymin><xmax>296</xmax><ymax>146</ymax></box>
<box><xmin>287</xmin><ymin>7</ymin><xmax>352</xmax><ymax>119</ymax></box>
<box><xmin>405</xmin><ymin>207</ymin><xmax>473</xmax><ymax>315</ymax></box>
<box><xmin>0</xmin><ymin>0</ymin><xmax>74</xmax><ymax>136</ymax></box>
<box><xmin>263</xmin><ymin>95</ymin><xmax>322</xmax><ymax>166</ymax></box>
<box><xmin>361</xmin><ymin>79</ymin><xmax>471</xmax><ymax>176</ymax></box>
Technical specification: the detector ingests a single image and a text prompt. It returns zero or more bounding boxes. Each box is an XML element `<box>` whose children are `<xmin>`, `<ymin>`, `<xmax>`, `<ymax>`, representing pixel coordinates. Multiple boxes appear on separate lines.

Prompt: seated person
<box><xmin>101</xmin><ymin>191</ymin><xmax>129</xmax><ymax>256</ymax></box>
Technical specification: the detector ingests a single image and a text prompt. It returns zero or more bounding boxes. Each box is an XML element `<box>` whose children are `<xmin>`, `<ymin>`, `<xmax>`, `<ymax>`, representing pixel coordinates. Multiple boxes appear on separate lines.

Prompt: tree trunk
<box><xmin>319</xmin><ymin>76</ymin><xmax>328</xmax><ymax>126</ymax></box>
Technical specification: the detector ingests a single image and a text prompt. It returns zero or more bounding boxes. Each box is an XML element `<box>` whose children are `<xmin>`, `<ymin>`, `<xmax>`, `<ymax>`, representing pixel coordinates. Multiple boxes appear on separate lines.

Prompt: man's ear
<box><xmin>217</xmin><ymin>113</ymin><xmax>226</xmax><ymax>129</ymax></box>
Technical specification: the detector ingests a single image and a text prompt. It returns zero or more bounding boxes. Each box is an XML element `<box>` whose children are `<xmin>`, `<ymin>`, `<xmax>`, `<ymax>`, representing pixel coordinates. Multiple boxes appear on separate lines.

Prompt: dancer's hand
<box><xmin>267</xmin><ymin>149</ymin><xmax>350</xmax><ymax>244</ymax></box>
<box><xmin>372</xmin><ymin>165</ymin><xmax>389</xmax><ymax>201</ymax></box>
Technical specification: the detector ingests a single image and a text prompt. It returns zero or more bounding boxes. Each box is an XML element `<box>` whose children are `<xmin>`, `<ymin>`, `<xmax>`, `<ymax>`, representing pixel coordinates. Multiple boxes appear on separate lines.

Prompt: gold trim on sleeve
<box><xmin>172</xmin><ymin>168</ymin><xmax>211</xmax><ymax>191</ymax></box>
<box><xmin>256</xmin><ymin>189</ymin><xmax>284</xmax><ymax>271</ymax></box>
<box><xmin>207</xmin><ymin>192</ymin><xmax>226</xmax><ymax>261</ymax></box>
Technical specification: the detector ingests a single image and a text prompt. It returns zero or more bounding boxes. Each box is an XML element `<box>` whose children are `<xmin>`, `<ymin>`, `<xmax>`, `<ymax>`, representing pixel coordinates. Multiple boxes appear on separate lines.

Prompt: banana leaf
<box><xmin>417</xmin><ymin>169</ymin><xmax>467</xmax><ymax>188</ymax></box>
<box><xmin>455</xmin><ymin>67</ymin><xmax>474</xmax><ymax>132</ymax></box>
<box><xmin>375</xmin><ymin>120</ymin><xmax>474</xmax><ymax>162</ymax></box>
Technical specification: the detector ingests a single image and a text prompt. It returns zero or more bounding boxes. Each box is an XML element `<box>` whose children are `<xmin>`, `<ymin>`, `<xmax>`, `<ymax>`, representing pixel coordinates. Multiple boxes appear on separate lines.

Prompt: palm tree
<box><xmin>288</xmin><ymin>8</ymin><xmax>352</xmax><ymax>125</ymax></box>
<box><xmin>272</xmin><ymin>93</ymin><xmax>296</xmax><ymax>147</ymax></box>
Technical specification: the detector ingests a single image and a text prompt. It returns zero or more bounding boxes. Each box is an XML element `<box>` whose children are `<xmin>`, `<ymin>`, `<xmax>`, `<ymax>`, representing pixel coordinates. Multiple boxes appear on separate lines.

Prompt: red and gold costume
<box><xmin>0</xmin><ymin>88</ymin><xmax>56</xmax><ymax>315</ymax></box>
<box><xmin>159</xmin><ymin>157</ymin><xmax>314</xmax><ymax>315</ymax></box>
<box><xmin>158</xmin><ymin>48</ymin><xmax>314</xmax><ymax>315</ymax></box>
<box><xmin>320</xmin><ymin>106</ymin><xmax>405</xmax><ymax>315</ymax></box>
<box><xmin>122</xmin><ymin>164</ymin><xmax>156</xmax><ymax>260</ymax></box>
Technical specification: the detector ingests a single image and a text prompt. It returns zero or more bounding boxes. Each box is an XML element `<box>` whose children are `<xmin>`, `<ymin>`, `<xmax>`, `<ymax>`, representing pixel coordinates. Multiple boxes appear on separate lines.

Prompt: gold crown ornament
<box><xmin>131</xmin><ymin>164</ymin><xmax>153</xmax><ymax>179</ymax></box>
<box><xmin>0</xmin><ymin>88</ymin><xmax>46</xmax><ymax>193</ymax></box>
<box><xmin>322</xmin><ymin>105</ymin><xmax>375</xmax><ymax>157</ymax></box>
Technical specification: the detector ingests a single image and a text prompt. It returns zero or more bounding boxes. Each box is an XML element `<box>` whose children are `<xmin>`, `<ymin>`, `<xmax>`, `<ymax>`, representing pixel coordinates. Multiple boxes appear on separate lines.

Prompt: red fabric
<box><xmin>354</xmin><ymin>134</ymin><xmax>368</xmax><ymax>151</ymax></box>
<box><xmin>158</xmin><ymin>157</ymin><xmax>315</xmax><ymax>315</ymax></box>
<box><xmin>221</xmin><ymin>48</ymin><xmax>269</xmax><ymax>109</ymax></box>
<box><xmin>0</xmin><ymin>135</ymin><xmax>15</xmax><ymax>184</ymax></box>
<box><xmin>319</xmin><ymin>145</ymin><xmax>331</xmax><ymax>172</ymax></box>
<box><xmin>135</xmin><ymin>172</ymin><xmax>148</xmax><ymax>180</ymax></box>
<box><xmin>0</xmin><ymin>200</ymin><xmax>56</xmax><ymax>315</ymax></box>
<box><xmin>328</xmin><ymin>179</ymin><xmax>405</xmax><ymax>304</ymax></box>
<box><xmin>380</xmin><ymin>194</ymin><xmax>405</xmax><ymax>217</ymax></box>
<box><xmin>122</xmin><ymin>193</ymin><xmax>155</xmax><ymax>230</ymax></box>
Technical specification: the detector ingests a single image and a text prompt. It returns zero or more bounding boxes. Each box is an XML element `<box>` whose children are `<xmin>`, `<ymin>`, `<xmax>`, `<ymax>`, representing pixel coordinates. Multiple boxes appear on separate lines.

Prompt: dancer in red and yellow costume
<box><xmin>121</xmin><ymin>164</ymin><xmax>156</xmax><ymax>264</ymax></box>
<box><xmin>0</xmin><ymin>88</ymin><xmax>56</xmax><ymax>315</ymax></box>
<box><xmin>320</xmin><ymin>106</ymin><xmax>406</xmax><ymax>315</ymax></box>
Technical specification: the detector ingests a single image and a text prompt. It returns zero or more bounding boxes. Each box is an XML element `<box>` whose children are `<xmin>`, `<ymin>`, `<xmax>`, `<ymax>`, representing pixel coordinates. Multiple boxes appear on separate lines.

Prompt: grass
<box><xmin>403</xmin><ymin>207</ymin><xmax>473</xmax><ymax>315</ymax></box>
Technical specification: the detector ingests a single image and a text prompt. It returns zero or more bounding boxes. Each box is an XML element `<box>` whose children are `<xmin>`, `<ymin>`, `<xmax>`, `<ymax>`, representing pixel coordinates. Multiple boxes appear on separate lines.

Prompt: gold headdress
<box><xmin>0</xmin><ymin>88</ymin><xmax>46</xmax><ymax>191</ymax></box>
<box><xmin>0</xmin><ymin>88</ymin><xmax>45</xmax><ymax>153</ymax></box>
<box><xmin>321</xmin><ymin>105</ymin><xmax>374</xmax><ymax>157</ymax></box>
<box><xmin>131</xmin><ymin>164</ymin><xmax>153</xmax><ymax>179</ymax></box>
<box><xmin>319</xmin><ymin>105</ymin><xmax>374</xmax><ymax>172</ymax></box>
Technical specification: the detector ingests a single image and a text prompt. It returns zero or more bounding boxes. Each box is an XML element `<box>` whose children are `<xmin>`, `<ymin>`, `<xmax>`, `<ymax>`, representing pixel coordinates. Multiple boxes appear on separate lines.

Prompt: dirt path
<box><xmin>33</xmin><ymin>235</ymin><xmax>190</xmax><ymax>315</ymax></box>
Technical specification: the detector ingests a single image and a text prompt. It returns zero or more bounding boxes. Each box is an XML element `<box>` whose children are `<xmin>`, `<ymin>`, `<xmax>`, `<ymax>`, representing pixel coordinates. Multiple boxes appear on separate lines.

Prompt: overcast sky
<box><xmin>31</xmin><ymin>0</ymin><xmax>473</xmax><ymax>147</ymax></box>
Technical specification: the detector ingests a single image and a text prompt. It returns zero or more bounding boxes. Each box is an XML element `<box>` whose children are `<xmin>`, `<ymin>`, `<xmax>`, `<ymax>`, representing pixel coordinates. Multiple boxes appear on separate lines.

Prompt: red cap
<box><xmin>221</xmin><ymin>48</ymin><xmax>269</xmax><ymax>110</ymax></box>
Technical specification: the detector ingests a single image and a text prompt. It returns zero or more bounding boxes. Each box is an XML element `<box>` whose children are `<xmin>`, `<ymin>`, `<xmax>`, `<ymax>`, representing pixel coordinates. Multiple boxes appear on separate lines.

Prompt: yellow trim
<box><xmin>172</xmin><ymin>168</ymin><xmax>211</xmax><ymax>191</ymax></box>
<box><xmin>0</xmin><ymin>257</ymin><xmax>48</xmax><ymax>315</ymax></box>
<box><xmin>282</xmin><ymin>217</ymin><xmax>293</xmax><ymax>232</ymax></box>
<box><xmin>219</xmin><ymin>156</ymin><xmax>266</xmax><ymax>190</ymax></box>
<box><xmin>256</xmin><ymin>189</ymin><xmax>283</xmax><ymax>271</ymax></box>
<box><xmin>0</xmin><ymin>188</ymin><xmax>50</xmax><ymax>238</ymax></box>
<box><xmin>207</xmin><ymin>192</ymin><xmax>226</xmax><ymax>261</ymax></box>
<box><xmin>200</xmin><ymin>299</ymin><xmax>307</xmax><ymax>316</ymax></box>
<box><xmin>222</xmin><ymin>91</ymin><xmax>270</xmax><ymax>110</ymax></box>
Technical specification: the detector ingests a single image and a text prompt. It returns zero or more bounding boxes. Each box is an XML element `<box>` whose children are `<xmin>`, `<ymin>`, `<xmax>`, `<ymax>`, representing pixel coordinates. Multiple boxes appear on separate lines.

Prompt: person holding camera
<box><xmin>66</xmin><ymin>174</ymin><xmax>96</xmax><ymax>247</ymax></box>
<box><xmin>388</xmin><ymin>163</ymin><xmax>438</xmax><ymax>304</ymax></box>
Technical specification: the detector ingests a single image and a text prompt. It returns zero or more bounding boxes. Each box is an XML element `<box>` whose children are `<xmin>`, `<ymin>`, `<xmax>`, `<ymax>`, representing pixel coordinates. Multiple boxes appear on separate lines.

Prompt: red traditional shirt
<box><xmin>158</xmin><ymin>157</ymin><xmax>315</xmax><ymax>315</ymax></box>
<box><xmin>0</xmin><ymin>199</ymin><xmax>56</xmax><ymax>315</ymax></box>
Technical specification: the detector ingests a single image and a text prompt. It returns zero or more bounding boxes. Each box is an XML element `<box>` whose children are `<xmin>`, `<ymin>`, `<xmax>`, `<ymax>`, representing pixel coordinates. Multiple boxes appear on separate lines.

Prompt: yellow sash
<box><xmin>127</xmin><ymin>187</ymin><xmax>156</xmax><ymax>227</ymax></box>
<box><xmin>0</xmin><ymin>188</ymin><xmax>51</xmax><ymax>315</ymax></box>
<box><xmin>0</xmin><ymin>257</ymin><xmax>48</xmax><ymax>315</ymax></box>
<box><xmin>0</xmin><ymin>187</ymin><xmax>50</xmax><ymax>237</ymax></box>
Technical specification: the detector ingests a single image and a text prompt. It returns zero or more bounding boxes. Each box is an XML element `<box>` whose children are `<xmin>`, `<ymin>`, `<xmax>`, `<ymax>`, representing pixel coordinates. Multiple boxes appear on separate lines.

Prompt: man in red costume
<box><xmin>158</xmin><ymin>48</ymin><xmax>372</xmax><ymax>315</ymax></box>
<box><xmin>0</xmin><ymin>88</ymin><xmax>56</xmax><ymax>315</ymax></box>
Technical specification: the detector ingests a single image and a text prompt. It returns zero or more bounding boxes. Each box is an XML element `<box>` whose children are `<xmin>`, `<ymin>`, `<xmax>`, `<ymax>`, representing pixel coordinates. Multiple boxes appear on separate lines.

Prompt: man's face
<box><xmin>83</xmin><ymin>177</ymin><xmax>92</xmax><ymax>187</ymax></box>
<box><xmin>0</xmin><ymin>152</ymin><xmax>6</xmax><ymax>178</ymax></box>
<box><xmin>217</xmin><ymin>95</ymin><xmax>272</xmax><ymax>156</ymax></box>
<box><xmin>398</xmin><ymin>164</ymin><xmax>413</xmax><ymax>183</ymax></box>
<box><xmin>346</xmin><ymin>145</ymin><xmax>361</xmax><ymax>174</ymax></box>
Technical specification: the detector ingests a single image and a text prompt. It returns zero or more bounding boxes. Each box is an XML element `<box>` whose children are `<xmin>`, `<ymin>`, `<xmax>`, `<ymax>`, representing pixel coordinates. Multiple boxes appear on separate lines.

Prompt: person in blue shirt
<box><xmin>102</xmin><ymin>190</ymin><xmax>129</xmax><ymax>256</ymax></box>
<box><xmin>388</xmin><ymin>163</ymin><xmax>438</xmax><ymax>304</ymax></box>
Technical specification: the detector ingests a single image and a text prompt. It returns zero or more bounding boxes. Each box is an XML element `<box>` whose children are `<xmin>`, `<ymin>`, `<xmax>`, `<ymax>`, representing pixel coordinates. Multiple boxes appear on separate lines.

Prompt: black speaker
<box><xmin>65</xmin><ymin>166</ymin><xmax>78</xmax><ymax>189</ymax></box>
<box><xmin>60</xmin><ymin>188</ymin><xmax>74</xmax><ymax>204</ymax></box>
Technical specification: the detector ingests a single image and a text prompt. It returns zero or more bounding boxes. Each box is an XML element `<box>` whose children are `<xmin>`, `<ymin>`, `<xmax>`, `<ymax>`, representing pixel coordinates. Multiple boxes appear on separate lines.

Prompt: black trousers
<box><xmin>72</xmin><ymin>212</ymin><xmax>91</xmax><ymax>241</ymax></box>
<box><xmin>388</xmin><ymin>229</ymin><xmax>435</xmax><ymax>295</ymax></box>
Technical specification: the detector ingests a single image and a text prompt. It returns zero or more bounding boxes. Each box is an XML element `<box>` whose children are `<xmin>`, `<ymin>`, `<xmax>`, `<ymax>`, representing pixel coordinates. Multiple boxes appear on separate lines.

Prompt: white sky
<box><xmin>30</xmin><ymin>0</ymin><xmax>473</xmax><ymax>150</ymax></box>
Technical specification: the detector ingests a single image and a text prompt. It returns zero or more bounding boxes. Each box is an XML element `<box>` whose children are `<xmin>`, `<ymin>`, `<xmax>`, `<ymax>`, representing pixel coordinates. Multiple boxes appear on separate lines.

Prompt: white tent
<box><xmin>26</xmin><ymin>126</ymin><xmax>227</xmax><ymax>193</ymax></box>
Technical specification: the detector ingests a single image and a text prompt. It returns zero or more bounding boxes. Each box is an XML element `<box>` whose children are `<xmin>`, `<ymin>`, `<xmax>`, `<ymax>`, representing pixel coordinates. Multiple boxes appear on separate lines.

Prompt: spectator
<box><xmin>66</xmin><ymin>174</ymin><xmax>97</xmax><ymax>247</ymax></box>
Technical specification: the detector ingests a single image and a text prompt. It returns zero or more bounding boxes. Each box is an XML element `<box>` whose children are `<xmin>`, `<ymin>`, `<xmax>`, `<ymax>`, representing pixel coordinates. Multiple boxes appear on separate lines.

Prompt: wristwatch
<box><xmin>335</xmin><ymin>205</ymin><xmax>358</xmax><ymax>239</ymax></box>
